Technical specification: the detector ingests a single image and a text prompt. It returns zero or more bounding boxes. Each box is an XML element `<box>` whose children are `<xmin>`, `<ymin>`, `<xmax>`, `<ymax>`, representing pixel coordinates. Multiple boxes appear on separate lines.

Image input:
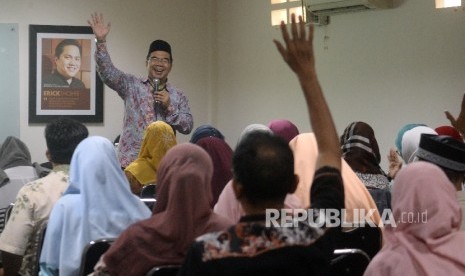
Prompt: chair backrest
<box><xmin>336</xmin><ymin>225</ymin><xmax>382</xmax><ymax>259</ymax></box>
<box><xmin>140</xmin><ymin>184</ymin><xmax>157</xmax><ymax>209</ymax></box>
<box><xmin>33</xmin><ymin>220</ymin><xmax>48</xmax><ymax>276</ymax></box>
<box><xmin>145</xmin><ymin>265</ymin><xmax>181</xmax><ymax>276</ymax></box>
<box><xmin>0</xmin><ymin>203</ymin><xmax>15</xmax><ymax>234</ymax></box>
<box><xmin>330</xmin><ymin>248</ymin><xmax>371</xmax><ymax>276</ymax></box>
<box><xmin>140</xmin><ymin>184</ymin><xmax>157</xmax><ymax>199</ymax></box>
<box><xmin>78</xmin><ymin>238</ymin><xmax>115</xmax><ymax>276</ymax></box>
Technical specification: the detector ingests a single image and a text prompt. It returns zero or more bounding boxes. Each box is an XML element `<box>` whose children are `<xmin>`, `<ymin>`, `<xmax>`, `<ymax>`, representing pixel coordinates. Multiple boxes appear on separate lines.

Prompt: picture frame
<box><xmin>28</xmin><ymin>24</ymin><xmax>103</xmax><ymax>123</ymax></box>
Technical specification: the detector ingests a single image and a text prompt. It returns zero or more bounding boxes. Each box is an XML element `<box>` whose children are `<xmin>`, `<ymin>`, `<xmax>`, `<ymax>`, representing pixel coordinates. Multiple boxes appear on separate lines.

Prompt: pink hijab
<box><xmin>365</xmin><ymin>161</ymin><xmax>465</xmax><ymax>276</ymax></box>
<box><xmin>104</xmin><ymin>143</ymin><xmax>233</xmax><ymax>275</ymax></box>
<box><xmin>289</xmin><ymin>133</ymin><xmax>381</xmax><ymax>226</ymax></box>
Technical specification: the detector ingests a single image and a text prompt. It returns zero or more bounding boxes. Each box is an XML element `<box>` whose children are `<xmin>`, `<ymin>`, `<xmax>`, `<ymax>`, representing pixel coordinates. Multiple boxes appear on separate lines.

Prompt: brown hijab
<box><xmin>103</xmin><ymin>143</ymin><xmax>233</xmax><ymax>275</ymax></box>
<box><xmin>195</xmin><ymin>137</ymin><xmax>233</xmax><ymax>207</ymax></box>
<box><xmin>340</xmin><ymin>121</ymin><xmax>386</xmax><ymax>175</ymax></box>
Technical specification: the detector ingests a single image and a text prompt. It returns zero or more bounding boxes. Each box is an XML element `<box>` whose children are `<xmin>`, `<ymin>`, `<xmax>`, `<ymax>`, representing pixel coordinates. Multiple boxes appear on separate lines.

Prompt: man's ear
<box><xmin>289</xmin><ymin>174</ymin><xmax>299</xmax><ymax>194</ymax></box>
<box><xmin>45</xmin><ymin>149</ymin><xmax>51</xmax><ymax>162</ymax></box>
<box><xmin>232</xmin><ymin>178</ymin><xmax>244</xmax><ymax>200</ymax></box>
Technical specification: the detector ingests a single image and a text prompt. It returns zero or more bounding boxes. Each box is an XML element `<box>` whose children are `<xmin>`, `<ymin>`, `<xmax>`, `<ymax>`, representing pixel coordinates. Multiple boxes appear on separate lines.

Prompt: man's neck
<box><xmin>241</xmin><ymin>201</ymin><xmax>285</xmax><ymax>216</ymax></box>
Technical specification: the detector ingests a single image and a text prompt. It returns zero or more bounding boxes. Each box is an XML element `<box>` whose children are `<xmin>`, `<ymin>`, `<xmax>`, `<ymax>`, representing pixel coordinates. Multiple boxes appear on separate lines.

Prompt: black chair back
<box><xmin>140</xmin><ymin>184</ymin><xmax>157</xmax><ymax>198</ymax></box>
<box><xmin>78</xmin><ymin>238</ymin><xmax>115</xmax><ymax>276</ymax></box>
<box><xmin>336</xmin><ymin>225</ymin><xmax>382</xmax><ymax>259</ymax></box>
<box><xmin>0</xmin><ymin>203</ymin><xmax>15</xmax><ymax>234</ymax></box>
<box><xmin>145</xmin><ymin>265</ymin><xmax>180</xmax><ymax>276</ymax></box>
<box><xmin>329</xmin><ymin>248</ymin><xmax>370</xmax><ymax>276</ymax></box>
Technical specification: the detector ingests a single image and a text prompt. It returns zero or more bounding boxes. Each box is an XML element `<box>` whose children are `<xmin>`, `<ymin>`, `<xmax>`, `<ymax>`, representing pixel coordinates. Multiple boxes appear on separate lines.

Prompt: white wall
<box><xmin>0</xmin><ymin>0</ymin><xmax>215</xmax><ymax>163</ymax></box>
<box><xmin>1</xmin><ymin>0</ymin><xmax>465</xmax><ymax>171</ymax></box>
<box><xmin>215</xmin><ymin>0</ymin><xmax>465</xmax><ymax>170</ymax></box>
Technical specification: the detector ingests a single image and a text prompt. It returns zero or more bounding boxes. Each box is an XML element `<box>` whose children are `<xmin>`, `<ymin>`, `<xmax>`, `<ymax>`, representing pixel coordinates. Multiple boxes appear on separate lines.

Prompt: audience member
<box><xmin>0</xmin><ymin>118</ymin><xmax>88</xmax><ymax>276</ymax></box>
<box><xmin>267</xmin><ymin>119</ymin><xmax>300</xmax><ymax>143</ymax></box>
<box><xmin>340</xmin><ymin>121</ymin><xmax>391</xmax><ymax>214</ymax></box>
<box><xmin>178</xmin><ymin>14</ymin><xmax>344</xmax><ymax>275</ymax></box>
<box><xmin>0</xmin><ymin>137</ymin><xmax>38</xmax><ymax>210</ymax></box>
<box><xmin>395</xmin><ymin>123</ymin><xmax>437</xmax><ymax>164</ymax></box>
<box><xmin>289</xmin><ymin>132</ymin><xmax>381</xmax><ymax>226</ymax></box>
<box><xmin>124</xmin><ymin>121</ymin><xmax>177</xmax><ymax>195</ymax></box>
<box><xmin>214</xmin><ymin>124</ymin><xmax>302</xmax><ymax>222</ymax></box>
<box><xmin>92</xmin><ymin>143</ymin><xmax>233</xmax><ymax>275</ymax></box>
<box><xmin>416</xmin><ymin>133</ymin><xmax>465</xmax><ymax>230</ymax></box>
<box><xmin>190</xmin><ymin>125</ymin><xmax>225</xmax><ymax>144</ymax></box>
<box><xmin>435</xmin><ymin>125</ymin><xmax>462</xmax><ymax>141</ymax></box>
<box><xmin>194</xmin><ymin>137</ymin><xmax>233</xmax><ymax>207</ymax></box>
<box><xmin>0</xmin><ymin>118</ymin><xmax>89</xmax><ymax>275</ymax></box>
<box><xmin>364</xmin><ymin>162</ymin><xmax>465</xmax><ymax>275</ymax></box>
<box><xmin>88</xmin><ymin>13</ymin><xmax>193</xmax><ymax>168</ymax></box>
<box><xmin>39</xmin><ymin>136</ymin><xmax>151</xmax><ymax>276</ymax></box>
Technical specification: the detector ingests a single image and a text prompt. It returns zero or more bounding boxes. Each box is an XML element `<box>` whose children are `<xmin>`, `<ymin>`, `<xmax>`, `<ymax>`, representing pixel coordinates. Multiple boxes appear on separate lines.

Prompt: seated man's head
<box><xmin>45</xmin><ymin>117</ymin><xmax>88</xmax><ymax>165</ymax></box>
<box><xmin>416</xmin><ymin>133</ymin><xmax>465</xmax><ymax>190</ymax></box>
<box><xmin>54</xmin><ymin>39</ymin><xmax>82</xmax><ymax>80</ymax></box>
<box><xmin>232</xmin><ymin>131</ymin><xmax>298</xmax><ymax>212</ymax></box>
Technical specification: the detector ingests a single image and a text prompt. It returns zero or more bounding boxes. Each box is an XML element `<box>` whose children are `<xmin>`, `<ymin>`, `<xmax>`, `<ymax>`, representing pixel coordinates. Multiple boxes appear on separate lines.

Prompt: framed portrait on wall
<box><xmin>29</xmin><ymin>25</ymin><xmax>103</xmax><ymax>123</ymax></box>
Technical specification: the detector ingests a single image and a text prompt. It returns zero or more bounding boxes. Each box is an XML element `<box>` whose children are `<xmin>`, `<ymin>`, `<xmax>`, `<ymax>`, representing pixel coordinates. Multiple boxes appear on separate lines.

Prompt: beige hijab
<box><xmin>289</xmin><ymin>133</ymin><xmax>381</xmax><ymax>226</ymax></box>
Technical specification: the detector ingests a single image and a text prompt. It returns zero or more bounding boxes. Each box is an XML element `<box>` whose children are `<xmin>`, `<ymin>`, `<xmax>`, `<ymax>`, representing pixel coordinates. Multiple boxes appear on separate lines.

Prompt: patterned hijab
<box><xmin>365</xmin><ymin>162</ymin><xmax>465</xmax><ymax>275</ymax></box>
<box><xmin>39</xmin><ymin>136</ymin><xmax>151</xmax><ymax>276</ymax></box>
<box><xmin>125</xmin><ymin>121</ymin><xmax>177</xmax><ymax>185</ymax></box>
<box><xmin>340</xmin><ymin>121</ymin><xmax>385</xmax><ymax>175</ymax></box>
<box><xmin>195</xmin><ymin>137</ymin><xmax>233</xmax><ymax>207</ymax></box>
<box><xmin>103</xmin><ymin>144</ymin><xmax>233</xmax><ymax>275</ymax></box>
<box><xmin>268</xmin><ymin>119</ymin><xmax>300</xmax><ymax>143</ymax></box>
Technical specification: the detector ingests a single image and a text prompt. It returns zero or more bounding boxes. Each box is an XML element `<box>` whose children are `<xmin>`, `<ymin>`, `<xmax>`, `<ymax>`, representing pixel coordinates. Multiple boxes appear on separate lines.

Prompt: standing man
<box><xmin>88</xmin><ymin>13</ymin><xmax>193</xmax><ymax>168</ymax></box>
<box><xmin>43</xmin><ymin>39</ymin><xmax>86</xmax><ymax>88</ymax></box>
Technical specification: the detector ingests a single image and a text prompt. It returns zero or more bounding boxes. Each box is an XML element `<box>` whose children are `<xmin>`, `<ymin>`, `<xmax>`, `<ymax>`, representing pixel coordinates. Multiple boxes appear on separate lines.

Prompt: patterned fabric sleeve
<box><xmin>0</xmin><ymin>187</ymin><xmax>34</xmax><ymax>255</ymax></box>
<box><xmin>95</xmin><ymin>42</ymin><xmax>132</xmax><ymax>99</ymax></box>
<box><xmin>164</xmin><ymin>87</ymin><xmax>193</xmax><ymax>134</ymax></box>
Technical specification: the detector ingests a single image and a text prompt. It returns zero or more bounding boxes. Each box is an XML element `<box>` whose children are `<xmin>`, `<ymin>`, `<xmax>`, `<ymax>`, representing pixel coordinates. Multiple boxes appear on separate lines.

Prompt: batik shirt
<box><xmin>95</xmin><ymin>42</ymin><xmax>193</xmax><ymax>167</ymax></box>
<box><xmin>178</xmin><ymin>166</ymin><xmax>344</xmax><ymax>276</ymax></box>
<box><xmin>0</xmin><ymin>165</ymin><xmax>70</xmax><ymax>276</ymax></box>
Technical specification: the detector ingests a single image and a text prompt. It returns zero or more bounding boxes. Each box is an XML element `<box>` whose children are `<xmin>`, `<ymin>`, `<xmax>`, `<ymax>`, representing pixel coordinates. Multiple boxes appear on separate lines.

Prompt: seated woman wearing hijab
<box><xmin>194</xmin><ymin>136</ymin><xmax>233</xmax><ymax>207</ymax></box>
<box><xmin>190</xmin><ymin>124</ymin><xmax>225</xmax><ymax>144</ymax></box>
<box><xmin>124</xmin><ymin>121</ymin><xmax>177</xmax><ymax>195</ymax></box>
<box><xmin>214</xmin><ymin>123</ymin><xmax>303</xmax><ymax>222</ymax></box>
<box><xmin>364</xmin><ymin>162</ymin><xmax>465</xmax><ymax>275</ymax></box>
<box><xmin>92</xmin><ymin>143</ymin><xmax>233</xmax><ymax>276</ymax></box>
<box><xmin>267</xmin><ymin>119</ymin><xmax>300</xmax><ymax>143</ymax></box>
<box><xmin>340</xmin><ymin>121</ymin><xmax>391</xmax><ymax>214</ymax></box>
<box><xmin>39</xmin><ymin>136</ymin><xmax>151</xmax><ymax>276</ymax></box>
<box><xmin>0</xmin><ymin>136</ymin><xmax>38</xmax><ymax>210</ymax></box>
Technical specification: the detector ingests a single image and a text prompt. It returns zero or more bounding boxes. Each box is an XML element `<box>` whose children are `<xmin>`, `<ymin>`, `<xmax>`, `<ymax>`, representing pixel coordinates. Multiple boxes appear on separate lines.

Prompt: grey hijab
<box><xmin>0</xmin><ymin>136</ymin><xmax>32</xmax><ymax>187</ymax></box>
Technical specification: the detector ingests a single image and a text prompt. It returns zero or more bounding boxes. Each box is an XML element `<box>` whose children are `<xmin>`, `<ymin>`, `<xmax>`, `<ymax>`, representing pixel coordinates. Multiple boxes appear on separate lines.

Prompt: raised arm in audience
<box><xmin>274</xmin><ymin>14</ymin><xmax>341</xmax><ymax>172</ymax></box>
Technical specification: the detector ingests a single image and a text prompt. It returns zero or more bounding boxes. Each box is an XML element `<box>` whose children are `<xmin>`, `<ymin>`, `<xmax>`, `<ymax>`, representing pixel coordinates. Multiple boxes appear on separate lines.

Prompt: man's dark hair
<box><xmin>45</xmin><ymin>117</ymin><xmax>88</xmax><ymax>164</ymax></box>
<box><xmin>55</xmin><ymin>39</ymin><xmax>82</xmax><ymax>58</ymax></box>
<box><xmin>233</xmin><ymin>131</ymin><xmax>294</xmax><ymax>204</ymax></box>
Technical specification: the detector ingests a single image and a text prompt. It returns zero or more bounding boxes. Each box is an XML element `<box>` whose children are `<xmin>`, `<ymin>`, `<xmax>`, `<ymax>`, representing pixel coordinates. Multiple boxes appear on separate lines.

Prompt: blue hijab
<box><xmin>39</xmin><ymin>136</ymin><xmax>150</xmax><ymax>276</ymax></box>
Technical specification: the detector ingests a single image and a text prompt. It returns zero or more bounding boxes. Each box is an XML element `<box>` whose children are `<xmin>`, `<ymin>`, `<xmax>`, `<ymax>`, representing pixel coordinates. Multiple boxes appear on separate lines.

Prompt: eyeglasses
<box><xmin>148</xmin><ymin>56</ymin><xmax>170</xmax><ymax>65</ymax></box>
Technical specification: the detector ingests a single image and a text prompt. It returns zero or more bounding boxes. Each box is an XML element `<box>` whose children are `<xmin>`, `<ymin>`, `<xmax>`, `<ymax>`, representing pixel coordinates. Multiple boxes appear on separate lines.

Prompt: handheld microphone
<box><xmin>153</xmin><ymin>78</ymin><xmax>160</xmax><ymax>104</ymax></box>
<box><xmin>153</xmin><ymin>78</ymin><xmax>160</xmax><ymax>92</ymax></box>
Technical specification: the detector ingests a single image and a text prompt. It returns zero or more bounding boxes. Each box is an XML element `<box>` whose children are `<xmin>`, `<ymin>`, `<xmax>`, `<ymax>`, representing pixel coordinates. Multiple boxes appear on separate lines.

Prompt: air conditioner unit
<box><xmin>305</xmin><ymin>0</ymin><xmax>393</xmax><ymax>16</ymax></box>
